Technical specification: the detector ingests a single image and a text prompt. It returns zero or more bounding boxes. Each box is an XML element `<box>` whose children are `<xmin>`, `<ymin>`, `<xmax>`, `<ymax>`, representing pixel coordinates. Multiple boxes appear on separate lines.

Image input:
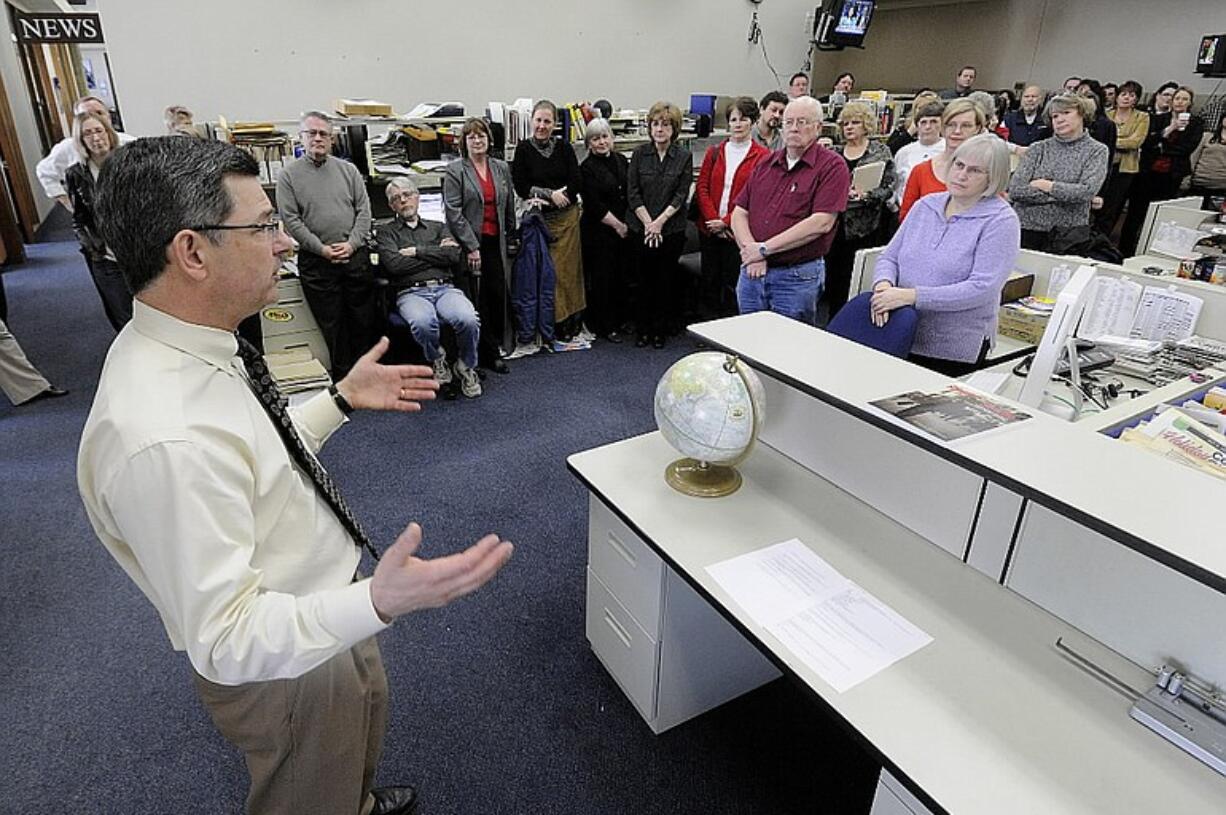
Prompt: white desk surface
<box><xmin>690</xmin><ymin>312</ymin><xmax>1226</xmax><ymax>593</ymax></box>
<box><xmin>568</xmin><ymin>433</ymin><xmax>1226</xmax><ymax>815</ymax></box>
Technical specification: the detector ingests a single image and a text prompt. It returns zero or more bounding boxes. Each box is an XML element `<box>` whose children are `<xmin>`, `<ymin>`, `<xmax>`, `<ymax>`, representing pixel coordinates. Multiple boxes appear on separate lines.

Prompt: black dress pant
<box><xmin>83</xmin><ymin>253</ymin><xmax>132</xmax><ymax>332</ymax></box>
<box><xmin>297</xmin><ymin>250</ymin><xmax>376</xmax><ymax>377</ymax></box>
<box><xmin>582</xmin><ymin>224</ymin><xmax>631</xmax><ymax>336</ymax></box>
<box><xmin>1095</xmin><ymin>170</ymin><xmax>1134</xmax><ymax>237</ymax></box>
<box><xmin>698</xmin><ymin>233</ymin><xmax>742</xmax><ymax>321</ymax></box>
<box><xmin>475</xmin><ymin>234</ymin><xmax>510</xmax><ymax>366</ymax></box>
<box><xmin>633</xmin><ymin>232</ymin><xmax>685</xmax><ymax>339</ymax></box>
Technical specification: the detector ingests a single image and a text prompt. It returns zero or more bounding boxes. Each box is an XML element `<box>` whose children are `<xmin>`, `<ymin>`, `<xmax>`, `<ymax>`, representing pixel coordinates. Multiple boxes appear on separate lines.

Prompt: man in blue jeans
<box><xmin>375</xmin><ymin>179</ymin><xmax>482</xmax><ymax>397</ymax></box>
<box><xmin>731</xmin><ymin>96</ymin><xmax>850</xmax><ymax>326</ymax></box>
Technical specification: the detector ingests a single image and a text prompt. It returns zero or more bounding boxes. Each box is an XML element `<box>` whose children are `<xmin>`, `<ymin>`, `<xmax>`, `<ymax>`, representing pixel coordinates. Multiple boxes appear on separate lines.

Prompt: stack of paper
<box><xmin>1120</xmin><ymin>408</ymin><xmax>1226</xmax><ymax>481</ymax></box>
<box><xmin>265</xmin><ymin>349</ymin><xmax>330</xmax><ymax>394</ymax></box>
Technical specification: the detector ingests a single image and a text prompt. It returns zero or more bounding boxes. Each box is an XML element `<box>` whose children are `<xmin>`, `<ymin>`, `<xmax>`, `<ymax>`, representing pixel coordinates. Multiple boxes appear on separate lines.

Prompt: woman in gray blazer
<box><xmin>444</xmin><ymin>118</ymin><xmax>518</xmax><ymax>372</ymax></box>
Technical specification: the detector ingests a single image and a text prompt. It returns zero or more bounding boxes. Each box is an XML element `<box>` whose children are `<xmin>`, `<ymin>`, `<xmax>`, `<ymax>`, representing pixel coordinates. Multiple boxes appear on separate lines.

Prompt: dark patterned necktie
<box><xmin>235</xmin><ymin>336</ymin><xmax>380</xmax><ymax>562</ymax></box>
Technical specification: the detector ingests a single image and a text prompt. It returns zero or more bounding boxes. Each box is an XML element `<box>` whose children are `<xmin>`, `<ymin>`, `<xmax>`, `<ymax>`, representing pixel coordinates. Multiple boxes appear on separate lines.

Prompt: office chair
<box><xmin>826</xmin><ymin>291</ymin><xmax>918</xmax><ymax>358</ymax></box>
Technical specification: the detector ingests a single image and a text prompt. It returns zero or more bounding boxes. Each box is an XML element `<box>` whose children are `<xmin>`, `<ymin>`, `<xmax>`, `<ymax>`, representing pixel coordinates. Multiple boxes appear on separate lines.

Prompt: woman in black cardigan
<box><xmin>578</xmin><ymin>118</ymin><xmax>631</xmax><ymax>342</ymax></box>
<box><xmin>65</xmin><ymin>111</ymin><xmax>131</xmax><ymax>331</ymax></box>
<box><xmin>626</xmin><ymin>101</ymin><xmax>691</xmax><ymax>350</ymax></box>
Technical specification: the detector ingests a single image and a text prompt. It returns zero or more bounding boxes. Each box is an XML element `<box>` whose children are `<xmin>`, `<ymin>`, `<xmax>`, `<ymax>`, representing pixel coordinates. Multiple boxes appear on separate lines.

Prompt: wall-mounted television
<box><xmin>814</xmin><ymin>0</ymin><xmax>876</xmax><ymax>51</ymax></box>
<box><xmin>1196</xmin><ymin>34</ymin><xmax>1226</xmax><ymax>78</ymax></box>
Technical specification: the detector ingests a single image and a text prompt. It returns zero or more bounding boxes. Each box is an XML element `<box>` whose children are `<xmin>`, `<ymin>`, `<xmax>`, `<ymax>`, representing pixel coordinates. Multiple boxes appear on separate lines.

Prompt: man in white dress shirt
<box><xmin>34</xmin><ymin>95</ymin><xmax>134</xmax><ymax>212</ymax></box>
<box><xmin>77</xmin><ymin>137</ymin><xmax>513</xmax><ymax>815</ymax></box>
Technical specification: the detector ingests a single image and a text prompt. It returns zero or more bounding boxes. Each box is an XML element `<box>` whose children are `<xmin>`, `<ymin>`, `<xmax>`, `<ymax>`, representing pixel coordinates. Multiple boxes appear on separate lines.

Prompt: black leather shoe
<box><xmin>490</xmin><ymin>358</ymin><xmax>510</xmax><ymax>374</ymax></box>
<box><xmin>371</xmin><ymin>785</ymin><xmax>419</xmax><ymax>815</ymax></box>
<box><xmin>635</xmin><ymin>334</ymin><xmax>649</xmax><ymax>348</ymax></box>
<box><xmin>24</xmin><ymin>385</ymin><xmax>69</xmax><ymax>404</ymax></box>
<box><xmin>652</xmin><ymin>336</ymin><xmax>666</xmax><ymax>349</ymax></box>
<box><xmin>606</xmin><ymin>331</ymin><xmax>624</xmax><ymax>344</ymax></box>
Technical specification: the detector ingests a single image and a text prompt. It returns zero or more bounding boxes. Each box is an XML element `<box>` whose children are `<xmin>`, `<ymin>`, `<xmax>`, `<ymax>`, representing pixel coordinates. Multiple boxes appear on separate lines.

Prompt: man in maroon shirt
<box><xmin>730</xmin><ymin>96</ymin><xmax>850</xmax><ymax>326</ymax></box>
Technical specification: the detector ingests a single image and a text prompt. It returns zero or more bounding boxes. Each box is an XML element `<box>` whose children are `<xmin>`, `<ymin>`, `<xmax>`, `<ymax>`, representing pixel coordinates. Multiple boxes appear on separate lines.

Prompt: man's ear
<box><xmin>166</xmin><ymin>229</ymin><xmax>212</xmax><ymax>284</ymax></box>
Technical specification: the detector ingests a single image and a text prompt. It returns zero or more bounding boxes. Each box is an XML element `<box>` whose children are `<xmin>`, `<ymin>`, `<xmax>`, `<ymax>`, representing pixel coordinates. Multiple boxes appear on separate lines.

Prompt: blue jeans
<box><xmin>736</xmin><ymin>258</ymin><xmax>824</xmax><ymax>326</ymax></box>
<box><xmin>395</xmin><ymin>284</ymin><xmax>480</xmax><ymax>369</ymax></box>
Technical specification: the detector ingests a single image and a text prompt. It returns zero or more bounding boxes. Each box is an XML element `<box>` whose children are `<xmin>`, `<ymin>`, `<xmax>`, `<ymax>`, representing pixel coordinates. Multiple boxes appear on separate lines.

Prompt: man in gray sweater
<box><xmin>277</xmin><ymin>111</ymin><xmax>374</xmax><ymax>376</ymax></box>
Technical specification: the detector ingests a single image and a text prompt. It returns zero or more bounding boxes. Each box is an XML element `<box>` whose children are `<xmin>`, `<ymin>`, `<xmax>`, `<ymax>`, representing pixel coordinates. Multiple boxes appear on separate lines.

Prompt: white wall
<box><xmin>0</xmin><ymin>7</ymin><xmax>56</xmax><ymax>224</ymax></box>
<box><xmin>818</xmin><ymin>0</ymin><xmax>1226</xmax><ymax>102</ymax></box>
<box><xmin>95</xmin><ymin>0</ymin><xmax>819</xmax><ymax>135</ymax></box>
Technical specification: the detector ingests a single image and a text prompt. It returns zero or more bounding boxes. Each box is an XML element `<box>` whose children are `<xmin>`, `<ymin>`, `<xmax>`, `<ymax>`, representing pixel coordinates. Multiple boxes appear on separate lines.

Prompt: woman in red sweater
<box><xmin>694</xmin><ymin>96</ymin><xmax>769</xmax><ymax>318</ymax></box>
<box><xmin>899</xmin><ymin>98</ymin><xmax>986</xmax><ymax>221</ymax></box>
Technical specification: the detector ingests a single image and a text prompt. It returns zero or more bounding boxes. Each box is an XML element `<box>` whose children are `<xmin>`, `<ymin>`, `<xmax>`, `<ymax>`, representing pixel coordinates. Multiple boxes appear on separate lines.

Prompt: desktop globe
<box><xmin>653</xmin><ymin>352</ymin><xmax>766</xmax><ymax>497</ymax></box>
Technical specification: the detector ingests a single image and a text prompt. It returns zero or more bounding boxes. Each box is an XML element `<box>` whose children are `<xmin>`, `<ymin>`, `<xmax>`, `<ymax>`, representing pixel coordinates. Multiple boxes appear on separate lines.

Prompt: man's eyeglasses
<box><xmin>782</xmin><ymin>118</ymin><xmax>814</xmax><ymax>129</ymax></box>
<box><xmin>189</xmin><ymin>216</ymin><xmax>284</xmax><ymax>238</ymax></box>
<box><xmin>300</xmin><ymin>129</ymin><xmax>332</xmax><ymax>140</ymax></box>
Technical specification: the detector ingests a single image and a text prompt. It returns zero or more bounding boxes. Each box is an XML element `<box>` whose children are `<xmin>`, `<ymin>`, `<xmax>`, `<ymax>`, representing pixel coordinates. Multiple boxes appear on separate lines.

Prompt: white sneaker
<box><xmin>505</xmin><ymin>339</ymin><xmax>541</xmax><ymax>360</ymax></box>
<box><xmin>577</xmin><ymin>324</ymin><xmax>596</xmax><ymax>343</ymax></box>
<box><xmin>431</xmin><ymin>352</ymin><xmax>453</xmax><ymax>384</ymax></box>
<box><xmin>455</xmin><ymin>360</ymin><xmax>482</xmax><ymax>398</ymax></box>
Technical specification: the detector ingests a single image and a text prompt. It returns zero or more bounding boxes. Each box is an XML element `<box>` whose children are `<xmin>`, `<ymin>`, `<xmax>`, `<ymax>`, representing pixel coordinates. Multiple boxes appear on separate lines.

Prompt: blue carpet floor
<box><xmin>0</xmin><ymin>238</ymin><xmax>879</xmax><ymax>814</ymax></box>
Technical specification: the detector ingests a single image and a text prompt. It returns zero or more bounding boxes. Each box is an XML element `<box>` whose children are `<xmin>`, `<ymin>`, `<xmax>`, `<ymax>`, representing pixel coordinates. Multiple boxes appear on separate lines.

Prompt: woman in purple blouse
<box><xmin>870</xmin><ymin>134</ymin><xmax>1020</xmax><ymax>376</ymax></box>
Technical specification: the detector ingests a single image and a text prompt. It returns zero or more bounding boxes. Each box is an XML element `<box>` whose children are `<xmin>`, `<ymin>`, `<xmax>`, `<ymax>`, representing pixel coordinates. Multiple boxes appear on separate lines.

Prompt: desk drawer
<box><xmin>263</xmin><ymin>329</ymin><xmax>331</xmax><ymax>371</ymax></box>
<box><xmin>586</xmin><ymin>568</ymin><xmax>659</xmax><ymax>722</ymax></box>
<box><xmin>587</xmin><ymin>495</ymin><xmax>664</xmax><ymax>638</ymax></box>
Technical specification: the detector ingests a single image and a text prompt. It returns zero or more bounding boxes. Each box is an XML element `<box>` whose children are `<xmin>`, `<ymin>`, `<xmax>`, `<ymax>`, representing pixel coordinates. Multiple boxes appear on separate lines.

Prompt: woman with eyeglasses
<box><xmin>871</xmin><ymin>134</ymin><xmax>1020</xmax><ymax>376</ymax></box>
<box><xmin>1007</xmin><ymin>94</ymin><xmax>1109</xmax><ymax>251</ymax></box>
<box><xmin>898</xmin><ymin>98</ymin><xmax>985</xmax><ymax>222</ymax></box>
<box><xmin>443</xmin><ymin>118</ymin><xmax>517</xmax><ymax>373</ymax></box>
<box><xmin>65</xmin><ymin>110</ymin><xmax>131</xmax><ymax>331</ymax></box>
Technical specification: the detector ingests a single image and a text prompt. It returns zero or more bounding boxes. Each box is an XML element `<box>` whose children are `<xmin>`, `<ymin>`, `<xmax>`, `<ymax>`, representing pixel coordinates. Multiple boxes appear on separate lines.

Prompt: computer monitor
<box><xmin>1017</xmin><ymin>265</ymin><xmax>1097</xmax><ymax>410</ymax></box>
<box><xmin>814</xmin><ymin>0</ymin><xmax>877</xmax><ymax>50</ymax></box>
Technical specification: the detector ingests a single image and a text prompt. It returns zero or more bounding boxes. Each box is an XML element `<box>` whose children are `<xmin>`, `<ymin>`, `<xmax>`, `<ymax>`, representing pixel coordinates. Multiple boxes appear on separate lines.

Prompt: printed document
<box><xmin>706</xmin><ymin>539</ymin><xmax>932</xmax><ymax>692</ymax></box>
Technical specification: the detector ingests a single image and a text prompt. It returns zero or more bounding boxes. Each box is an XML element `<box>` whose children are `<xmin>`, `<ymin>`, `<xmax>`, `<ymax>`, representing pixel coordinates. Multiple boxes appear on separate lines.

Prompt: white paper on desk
<box><xmin>705</xmin><ymin>539</ymin><xmax>850</xmax><ymax>626</ymax></box>
<box><xmin>1149</xmin><ymin>221</ymin><xmax>1210</xmax><ymax>260</ymax></box>
<box><xmin>769</xmin><ymin>588</ymin><xmax>933</xmax><ymax>693</ymax></box>
<box><xmin>1079</xmin><ymin>276</ymin><xmax>1142</xmax><ymax>340</ymax></box>
<box><xmin>706</xmin><ymin>539</ymin><xmax>932</xmax><ymax>692</ymax></box>
<box><xmin>1129</xmin><ymin>285</ymin><xmax>1203</xmax><ymax>342</ymax></box>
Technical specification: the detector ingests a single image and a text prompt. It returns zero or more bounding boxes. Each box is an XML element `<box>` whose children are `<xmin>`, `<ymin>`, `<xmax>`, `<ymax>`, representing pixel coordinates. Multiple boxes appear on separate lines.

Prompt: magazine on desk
<box><xmin>869</xmin><ymin>384</ymin><xmax>1033</xmax><ymax>442</ymax></box>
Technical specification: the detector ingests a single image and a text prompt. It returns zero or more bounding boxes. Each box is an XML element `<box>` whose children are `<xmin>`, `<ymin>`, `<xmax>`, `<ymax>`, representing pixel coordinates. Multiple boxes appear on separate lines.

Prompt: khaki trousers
<box><xmin>0</xmin><ymin>317</ymin><xmax>50</xmax><ymax>405</ymax></box>
<box><xmin>194</xmin><ymin>636</ymin><xmax>389</xmax><ymax>815</ymax></box>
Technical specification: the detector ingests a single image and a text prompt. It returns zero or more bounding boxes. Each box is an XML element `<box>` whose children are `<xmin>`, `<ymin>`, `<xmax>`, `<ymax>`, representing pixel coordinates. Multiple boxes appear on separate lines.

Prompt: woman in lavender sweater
<box><xmin>870</xmin><ymin>134</ymin><xmax>1020</xmax><ymax>376</ymax></box>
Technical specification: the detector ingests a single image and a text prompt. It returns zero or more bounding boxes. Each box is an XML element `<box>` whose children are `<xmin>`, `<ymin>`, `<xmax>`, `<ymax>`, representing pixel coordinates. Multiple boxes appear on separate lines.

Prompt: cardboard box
<box><xmin>1000</xmin><ymin>273</ymin><xmax>1034</xmax><ymax>304</ymax></box>
<box><xmin>997</xmin><ymin>302</ymin><xmax>1049</xmax><ymax>345</ymax></box>
<box><xmin>334</xmin><ymin>98</ymin><xmax>393</xmax><ymax>117</ymax></box>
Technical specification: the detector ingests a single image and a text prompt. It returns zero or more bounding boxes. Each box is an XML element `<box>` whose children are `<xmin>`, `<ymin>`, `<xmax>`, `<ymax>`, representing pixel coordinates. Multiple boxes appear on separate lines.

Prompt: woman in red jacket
<box><xmin>694</xmin><ymin>96</ymin><xmax>769</xmax><ymax>319</ymax></box>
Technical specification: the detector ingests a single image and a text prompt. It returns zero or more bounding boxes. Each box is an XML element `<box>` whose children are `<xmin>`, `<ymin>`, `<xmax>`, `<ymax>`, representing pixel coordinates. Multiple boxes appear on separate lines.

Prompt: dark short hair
<box><xmin>728</xmin><ymin>96</ymin><xmax>759</xmax><ymax>123</ymax></box>
<box><xmin>1119</xmin><ymin>80</ymin><xmax>1143</xmax><ymax>98</ymax></box>
<box><xmin>834</xmin><ymin>72</ymin><xmax>855</xmax><ymax>86</ymax></box>
<box><xmin>960</xmin><ymin>65</ymin><xmax>977</xmax><ymax>75</ymax></box>
<box><xmin>458</xmin><ymin>117</ymin><xmax>491</xmax><ymax>157</ymax></box>
<box><xmin>532</xmin><ymin>99</ymin><xmax>557</xmax><ymax>119</ymax></box>
<box><xmin>916</xmin><ymin>102</ymin><xmax>945</xmax><ymax>121</ymax></box>
<box><xmin>1103</xmin><ymin>82</ymin><xmax>1118</xmax><ymax>93</ymax></box>
<box><xmin>790</xmin><ymin>72</ymin><xmax>808</xmax><ymax>84</ymax></box>
<box><xmin>1155</xmin><ymin>81</ymin><xmax>1179</xmax><ymax>97</ymax></box>
<box><xmin>95</xmin><ymin>138</ymin><xmax>259</xmax><ymax>294</ymax></box>
<box><xmin>1064</xmin><ymin>76</ymin><xmax>1080</xmax><ymax>85</ymax></box>
<box><xmin>759</xmin><ymin>90</ymin><xmax>788</xmax><ymax>110</ymax></box>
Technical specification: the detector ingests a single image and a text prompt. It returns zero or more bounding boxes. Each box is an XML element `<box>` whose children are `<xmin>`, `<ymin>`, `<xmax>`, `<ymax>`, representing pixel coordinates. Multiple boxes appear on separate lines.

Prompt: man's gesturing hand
<box><xmin>370</xmin><ymin>523</ymin><xmax>514</xmax><ymax>621</ymax></box>
<box><xmin>336</xmin><ymin>337</ymin><xmax>439</xmax><ymax>412</ymax></box>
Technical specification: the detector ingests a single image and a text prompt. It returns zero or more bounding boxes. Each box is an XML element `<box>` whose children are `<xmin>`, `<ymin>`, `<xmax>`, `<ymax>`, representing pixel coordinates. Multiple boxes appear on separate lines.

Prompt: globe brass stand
<box><xmin>664</xmin><ymin>458</ymin><xmax>743</xmax><ymax>498</ymax></box>
<box><xmin>663</xmin><ymin>355</ymin><xmax>758</xmax><ymax>498</ymax></box>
